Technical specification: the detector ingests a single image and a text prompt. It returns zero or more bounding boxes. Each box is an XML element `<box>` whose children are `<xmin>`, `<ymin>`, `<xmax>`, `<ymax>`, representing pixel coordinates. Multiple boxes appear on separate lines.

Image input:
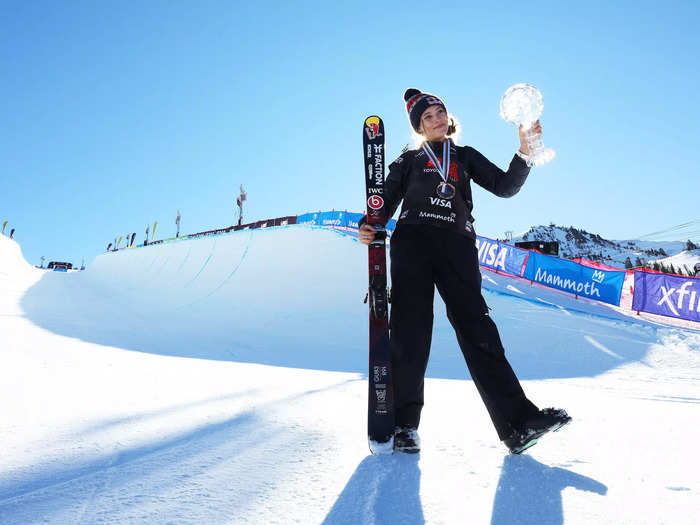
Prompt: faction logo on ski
<box><xmin>365</xmin><ymin>116</ymin><xmax>383</xmax><ymax>140</ymax></box>
<box><xmin>367</xmin><ymin>195</ymin><xmax>384</xmax><ymax>210</ymax></box>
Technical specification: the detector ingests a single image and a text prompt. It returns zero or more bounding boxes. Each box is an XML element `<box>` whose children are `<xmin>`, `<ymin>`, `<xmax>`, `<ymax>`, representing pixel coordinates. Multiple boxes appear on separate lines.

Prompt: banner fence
<box><xmin>632</xmin><ymin>271</ymin><xmax>700</xmax><ymax>322</ymax></box>
<box><xmin>107</xmin><ymin>209</ymin><xmax>697</xmax><ymax>322</ymax></box>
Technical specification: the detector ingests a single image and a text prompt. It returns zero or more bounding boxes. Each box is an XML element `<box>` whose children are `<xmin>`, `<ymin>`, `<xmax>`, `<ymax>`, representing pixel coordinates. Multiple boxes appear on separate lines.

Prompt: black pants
<box><xmin>389</xmin><ymin>225</ymin><xmax>538</xmax><ymax>440</ymax></box>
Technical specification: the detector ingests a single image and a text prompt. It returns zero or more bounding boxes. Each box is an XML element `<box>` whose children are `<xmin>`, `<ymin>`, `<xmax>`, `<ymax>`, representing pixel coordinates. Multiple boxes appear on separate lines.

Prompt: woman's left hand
<box><xmin>518</xmin><ymin>120</ymin><xmax>542</xmax><ymax>155</ymax></box>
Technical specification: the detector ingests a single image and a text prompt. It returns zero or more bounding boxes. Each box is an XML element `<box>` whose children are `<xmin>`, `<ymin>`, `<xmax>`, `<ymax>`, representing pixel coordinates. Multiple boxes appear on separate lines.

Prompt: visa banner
<box><xmin>475</xmin><ymin>236</ymin><xmax>529</xmax><ymax>277</ymax></box>
<box><xmin>632</xmin><ymin>271</ymin><xmax>700</xmax><ymax>322</ymax></box>
<box><xmin>347</xmin><ymin>212</ymin><xmax>363</xmax><ymax>229</ymax></box>
<box><xmin>523</xmin><ymin>251</ymin><xmax>625</xmax><ymax>305</ymax></box>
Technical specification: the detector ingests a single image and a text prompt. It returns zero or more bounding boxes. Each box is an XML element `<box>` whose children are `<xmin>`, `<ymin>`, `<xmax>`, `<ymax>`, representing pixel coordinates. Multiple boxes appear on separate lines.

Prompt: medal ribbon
<box><xmin>422</xmin><ymin>139</ymin><xmax>451</xmax><ymax>183</ymax></box>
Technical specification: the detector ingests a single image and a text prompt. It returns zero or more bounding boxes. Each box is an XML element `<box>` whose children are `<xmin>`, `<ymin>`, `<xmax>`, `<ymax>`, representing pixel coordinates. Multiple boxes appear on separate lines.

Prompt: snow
<box><xmin>650</xmin><ymin>249</ymin><xmax>700</xmax><ymax>275</ymax></box>
<box><xmin>1</xmin><ymin>228</ymin><xmax>698</xmax><ymax>524</ymax></box>
<box><xmin>512</xmin><ymin>223</ymin><xmax>698</xmax><ymax>270</ymax></box>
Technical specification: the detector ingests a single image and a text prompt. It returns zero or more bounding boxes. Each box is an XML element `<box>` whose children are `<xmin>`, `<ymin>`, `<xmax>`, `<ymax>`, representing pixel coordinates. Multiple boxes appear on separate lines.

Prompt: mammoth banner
<box><xmin>523</xmin><ymin>251</ymin><xmax>626</xmax><ymax>306</ymax></box>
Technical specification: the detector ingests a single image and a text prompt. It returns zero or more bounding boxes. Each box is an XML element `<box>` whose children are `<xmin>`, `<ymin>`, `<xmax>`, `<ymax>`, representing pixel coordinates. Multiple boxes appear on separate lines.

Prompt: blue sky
<box><xmin>2</xmin><ymin>0</ymin><xmax>699</xmax><ymax>266</ymax></box>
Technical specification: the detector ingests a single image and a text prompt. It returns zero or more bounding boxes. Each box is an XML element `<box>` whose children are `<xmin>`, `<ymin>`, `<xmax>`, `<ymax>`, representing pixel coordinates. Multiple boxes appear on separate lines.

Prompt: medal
<box><xmin>436</xmin><ymin>182</ymin><xmax>456</xmax><ymax>200</ymax></box>
<box><xmin>422</xmin><ymin>139</ymin><xmax>456</xmax><ymax>200</ymax></box>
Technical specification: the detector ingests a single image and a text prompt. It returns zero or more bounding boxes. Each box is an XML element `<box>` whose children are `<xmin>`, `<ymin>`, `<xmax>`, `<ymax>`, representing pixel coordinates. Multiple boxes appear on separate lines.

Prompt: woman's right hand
<box><xmin>358</xmin><ymin>224</ymin><xmax>377</xmax><ymax>245</ymax></box>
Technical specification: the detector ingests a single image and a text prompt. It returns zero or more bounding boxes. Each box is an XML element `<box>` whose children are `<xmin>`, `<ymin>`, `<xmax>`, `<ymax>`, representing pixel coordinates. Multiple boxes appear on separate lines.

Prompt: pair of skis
<box><xmin>362</xmin><ymin>116</ymin><xmax>395</xmax><ymax>454</ymax></box>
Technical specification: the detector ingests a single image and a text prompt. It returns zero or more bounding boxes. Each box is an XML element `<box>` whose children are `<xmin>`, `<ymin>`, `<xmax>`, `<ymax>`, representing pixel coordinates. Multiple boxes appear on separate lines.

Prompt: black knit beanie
<box><xmin>404</xmin><ymin>88</ymin><xmax>447</xmax><ymax>133</ymax></box>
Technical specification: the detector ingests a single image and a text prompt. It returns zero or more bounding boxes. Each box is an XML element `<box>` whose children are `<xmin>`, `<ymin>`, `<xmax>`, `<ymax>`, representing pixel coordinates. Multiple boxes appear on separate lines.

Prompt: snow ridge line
<box><xmin>178</xmin><ymin>230</ymin><xmax>255</xmax><ymax>310</ymax></box>
<box><xmin>176</xmin><ymin>230</ymin><xmax>255</xmax><ymax>310</ymax></box>
<box><xmin>183</xmin><ymin>238</ymin><xmax>217</xmax><ymax>288</ymax></box>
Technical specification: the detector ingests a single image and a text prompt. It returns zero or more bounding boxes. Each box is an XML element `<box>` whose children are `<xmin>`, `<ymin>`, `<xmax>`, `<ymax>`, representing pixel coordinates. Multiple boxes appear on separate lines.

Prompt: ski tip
<box><xmin>364</xmin><ymin>115</ymin><xmax>383</xmax><ymax>130</ymax></box>
<box><xmin>363</xmin><ymin>116</ymin><xmax>384</xmax><ymax>142</ymax></box>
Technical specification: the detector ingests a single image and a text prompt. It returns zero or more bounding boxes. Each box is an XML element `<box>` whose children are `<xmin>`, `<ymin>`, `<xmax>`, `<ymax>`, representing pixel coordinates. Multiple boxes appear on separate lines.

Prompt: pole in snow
<box><xmin>236</xmin><ymin>185</ymin><xmax>247</xmax><ymax>226</ymax></box>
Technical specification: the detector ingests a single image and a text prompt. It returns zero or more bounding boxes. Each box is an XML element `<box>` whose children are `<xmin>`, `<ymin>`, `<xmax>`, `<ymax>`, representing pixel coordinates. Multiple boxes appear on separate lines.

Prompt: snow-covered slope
<box><xmin>0</xmin><ymin>234</ymin><xmax>44</xmax><ymax>318</ymax></box>
<box><xmin>648</xmin><ymin>248</ymin><xmax>700</xmax><ymax>275</ymax></box>
<box><xmin>513</xmin><ymin>223</ymin><xmax>697</xmax><ymax>271</ymax></box>
<box><xmin>1</xmin><ymin>227</ymin><xmax>698</xmax><ymax>524</ymax></box>
<box><xmin>0</xmin><ymin>233</ymin><xmax>41</xmax><ymax>278</ymax></box>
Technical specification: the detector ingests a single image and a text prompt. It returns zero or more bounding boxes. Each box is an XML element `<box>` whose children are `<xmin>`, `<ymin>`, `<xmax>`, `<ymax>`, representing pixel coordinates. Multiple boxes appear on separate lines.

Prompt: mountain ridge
<box><xmin>510</xmin><ymin>223</ymin><xmax>699</xmax><ymax>273</ymax></box>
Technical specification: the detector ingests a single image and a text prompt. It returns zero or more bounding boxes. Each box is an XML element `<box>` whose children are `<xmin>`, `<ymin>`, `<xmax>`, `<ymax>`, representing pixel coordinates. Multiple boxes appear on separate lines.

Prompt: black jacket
<box><xmin>379</xmin><ymin>140</ymin><xmax>530</xmax><ymax>239</ymax></box>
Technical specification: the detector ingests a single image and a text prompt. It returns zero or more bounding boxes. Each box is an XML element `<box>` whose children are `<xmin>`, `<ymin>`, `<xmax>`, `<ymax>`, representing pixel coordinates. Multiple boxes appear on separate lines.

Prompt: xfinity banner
<box><xmin>475</xmin><ymin>236</ymin><xmax>529</xmax><ymax>277</ymax></box>
<box><xmin>523</xmin><ymin>251</ymin><xmax>625</xmax><ymax>305</ymax></box>
<box><xmin>632</xmin><ymin>272</ymin><xmax>700</xmax><ymax>322</ymax></box>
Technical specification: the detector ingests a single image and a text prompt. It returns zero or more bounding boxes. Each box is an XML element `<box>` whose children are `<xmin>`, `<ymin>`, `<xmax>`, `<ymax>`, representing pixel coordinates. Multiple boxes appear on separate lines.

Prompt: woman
<box><xmin>359</xmin><ymin>88</ymin><xmax>570</xmax><ymax>454</ymax></box>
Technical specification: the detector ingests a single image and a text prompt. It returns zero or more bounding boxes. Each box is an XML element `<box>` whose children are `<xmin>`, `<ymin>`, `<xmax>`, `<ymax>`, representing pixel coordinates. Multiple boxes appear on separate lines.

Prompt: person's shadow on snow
<box><xmin>491</xmin><ymin>454</ymin><xmax>607</xmax><ymax>525</ymax></box>
<box><xmin>322</xmin><ymin>453</ymin><xmax>424</xmax><ymax>525</ymax></box>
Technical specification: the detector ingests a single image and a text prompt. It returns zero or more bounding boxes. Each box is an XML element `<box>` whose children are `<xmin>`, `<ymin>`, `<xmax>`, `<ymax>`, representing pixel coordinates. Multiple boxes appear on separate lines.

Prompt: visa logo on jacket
<box><xmin>429</xmin><ymin>197</ymin><xmax>452</xmax><ymax>208</ymax></box>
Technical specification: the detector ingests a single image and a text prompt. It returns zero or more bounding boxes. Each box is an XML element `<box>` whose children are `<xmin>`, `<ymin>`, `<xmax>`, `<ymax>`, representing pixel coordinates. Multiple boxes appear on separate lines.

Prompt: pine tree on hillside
<box><xmin>687</xmin><ymin>239</ymin><xmax>698</xmax><ymax>251</ymax></box>
<box><xmin>653</xmin><ymin>262</ymin><xmax>660</xmax><ymax>271</ymax></box>
<box><xmin>659</xmin><ymin>248</ymin><xmax>667</xmax><ymax>256</ymax></box>
<box><xmin>635</xmin><ymin>257</ymin><xmax>643</xmax><ymax>268</ymax></box>
<box><xmin>624</xmin><ymin>257</ymin><xmax>632</xmax><ymax>269</ymax></box>
<box><xmin>668</xmin><ymin>263</ymin><xmax>676</xmax><ymax>275</ymax></box>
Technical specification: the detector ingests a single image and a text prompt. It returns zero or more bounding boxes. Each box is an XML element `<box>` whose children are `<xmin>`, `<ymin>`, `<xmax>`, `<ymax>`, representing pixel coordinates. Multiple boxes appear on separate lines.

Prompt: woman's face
<box><xmin>419</xmin><ymin>105</ymin><xmax>448</xmax><ymax>141</ymax></box>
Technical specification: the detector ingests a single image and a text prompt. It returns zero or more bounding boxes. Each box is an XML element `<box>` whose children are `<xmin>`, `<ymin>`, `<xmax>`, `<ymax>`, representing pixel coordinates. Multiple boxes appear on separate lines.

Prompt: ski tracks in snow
<box><xmin>0</xmin><ymin>375</ymin><xmax>362</xmax><ymax>524</ymax></box>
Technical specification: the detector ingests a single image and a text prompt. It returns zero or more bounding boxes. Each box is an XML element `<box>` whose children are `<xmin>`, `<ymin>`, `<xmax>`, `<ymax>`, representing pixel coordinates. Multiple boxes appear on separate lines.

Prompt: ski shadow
<box><xmin>491</xmin><ymin>455</ymin><xmax>607</xmax><ymax>525</ymax></box>
<box><xmin>322</xmin><ymin>454</ymin><xmax>424</xmax><ymax>525</ymax></box>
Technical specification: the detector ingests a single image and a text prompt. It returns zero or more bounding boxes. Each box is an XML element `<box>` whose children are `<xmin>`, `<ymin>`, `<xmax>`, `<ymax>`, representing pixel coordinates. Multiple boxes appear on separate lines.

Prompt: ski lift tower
<box><xmin>505</xmin><ymin>230</ymin><xmax>513</xmax><ymax>243</ymax></box>
<box><xmin>236</xmin><ymin>185</ymin><xmax>247</xmax><ymax>226</ymax></box>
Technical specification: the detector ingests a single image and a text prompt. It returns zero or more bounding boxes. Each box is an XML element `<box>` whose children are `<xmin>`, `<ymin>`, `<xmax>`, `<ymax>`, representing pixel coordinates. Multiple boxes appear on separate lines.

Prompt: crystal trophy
<box><xmin>499</xmin><ymin>83</ymin><xmax>555</xmax><ymax>167</ymax></box>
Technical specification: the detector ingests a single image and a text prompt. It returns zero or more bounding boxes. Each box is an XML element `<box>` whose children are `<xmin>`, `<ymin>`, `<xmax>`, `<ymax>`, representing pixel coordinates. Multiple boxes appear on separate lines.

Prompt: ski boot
<box><xmin>394</xmin><ymin>427</ymin><xmax>420</xmax><ymax>454</ymax></box>
<box><xmin>504</xmin><ymin>408</ymin><xmax>571</xmax><ymax>454</ymax></box>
